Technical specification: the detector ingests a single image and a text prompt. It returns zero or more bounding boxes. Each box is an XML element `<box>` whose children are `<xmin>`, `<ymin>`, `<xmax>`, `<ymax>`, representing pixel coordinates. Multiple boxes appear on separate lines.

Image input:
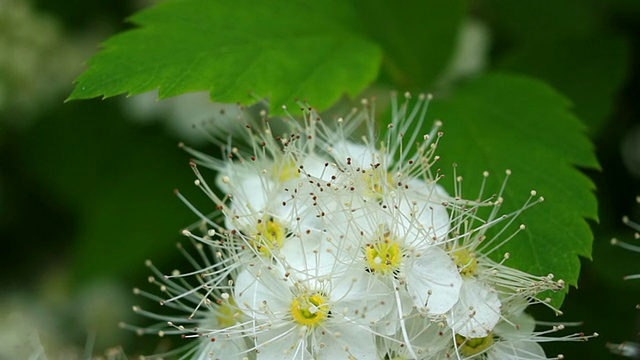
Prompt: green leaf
<box><xmin>68</xmin><ymin>0</ymin><xmax>382</xmax><ymax>114</ymax></box>
<box><xmin>427</xmin><ymin>73</ymin><xmax>599</xmax><ymax>306</ymax></box>
<box><xmin>496</xmin><ymin>34</ymin><xmax>630</xmax><ymax>135</ymax></box>
<box><xmin>352</xmin><ymin>0</ymin><xmax>465</xmax><ymax>89</ymax></box>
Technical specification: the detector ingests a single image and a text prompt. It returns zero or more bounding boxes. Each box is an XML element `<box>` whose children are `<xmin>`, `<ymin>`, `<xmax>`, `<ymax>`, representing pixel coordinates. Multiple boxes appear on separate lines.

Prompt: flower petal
<box><xmin>490</xmin><ymin>339</ymin><xmax>547</xmax><ymax>360</ymax></box>
<box><xmin>280</xmin><ymin>232</ymin><xmax>341</xmax><ymax>281</ymax></box>
<box><xmin>196</xmin><ymin>337</ymin><xmax>249</xmax><ymax>360</ymax></box>
<box><xmin>330</xmin><ymin>269</ymin><xmax>394</xmax><ymax>324</ymax></box>
<box><xmin>234</xmin><ymin>265</ymin><xmax>291</xmax><ymax>319</ymax></box>
<box><xmin>256</xmin><ymin>325</ymin><xmax>310</xmax><ymax>360</ymax></box>
<box><xmin>392</xmin><ymin>179</ymin><xmax>451</xmax><ymax>242</ymax></box>
<box><xmin>314</xmin><ymin>322</ymin><xmax>378</xmax><ymax>360</ymax></box>
<box><xmin>448</xmin><ymin>278</ymin><xmax>501</xmax><ymax>338</ymax></box>
<box><xmin>494</xmin><ymin>311</ymin><xmax>536</xmax><ymax>338</ymax></box>
<box><xmin>329</xmin><ymin>140</ymin><xmax>377</xmax><ymax>168</ymax></box>
<box><xmin>405</xmin><ymin>246</ymin><xmax>462</xmax><ymax>314</ymax></box>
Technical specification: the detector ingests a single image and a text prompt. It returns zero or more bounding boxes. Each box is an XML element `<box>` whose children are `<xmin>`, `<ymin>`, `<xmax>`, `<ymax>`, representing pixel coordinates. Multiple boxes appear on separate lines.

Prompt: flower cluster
<box><xmin>128</xmin><ymin>94</ymin><xmax>594</xmax><ymax>359</ymax></box>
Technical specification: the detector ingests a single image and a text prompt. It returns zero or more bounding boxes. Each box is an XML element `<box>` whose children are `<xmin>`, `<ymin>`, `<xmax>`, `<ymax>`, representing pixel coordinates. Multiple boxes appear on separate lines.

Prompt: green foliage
<box><xmin>1</xmin><ymin>0</ymin><xmax>634</xmax><ymax>357</ymax></box>
<box><xmin>353</xmin><ymin>0</ymin><xmax>465</xmax><ymax>89</ymax></box>
<box><xmin>428</xmin><ymin>73</ymin><xmax>599</xmax><ymax>305</ymax></box>
<box><xmin>68</xmin><ymin>0</ymin><xmax>466</xmax><ymax>114</ymax></box>
<box><xmin>68</xmin><ymin>0</ymin><xmax>383</xmax><ymax>113</ymax></box>
<box><xmin>65</xmin><ymin>0</ymin><xmax>605</xmax><ymax>307</ymax></box>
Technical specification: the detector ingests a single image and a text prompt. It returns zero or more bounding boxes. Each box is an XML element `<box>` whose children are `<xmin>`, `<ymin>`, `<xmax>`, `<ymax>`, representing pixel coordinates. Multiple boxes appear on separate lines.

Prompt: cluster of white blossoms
<box><xmin>127</xmin><ymin>94</ymin><xmax>595</xmax><ymax>359</ymax></box>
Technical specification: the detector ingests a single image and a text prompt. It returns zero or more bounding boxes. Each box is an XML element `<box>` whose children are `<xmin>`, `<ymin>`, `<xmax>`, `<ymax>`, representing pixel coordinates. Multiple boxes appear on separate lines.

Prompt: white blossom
<box><xmin>130</xmin><ymin>93</ymin><xmax>591</xmax><ymax>359</ymax></box>
<box><xmin>234</xmin><ymin>234</ymin><xmax>393</xmax><ymax>359</ymax></box>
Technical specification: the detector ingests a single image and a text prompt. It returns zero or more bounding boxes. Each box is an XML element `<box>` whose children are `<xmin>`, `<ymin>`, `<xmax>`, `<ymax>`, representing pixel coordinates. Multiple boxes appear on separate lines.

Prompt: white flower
<box><xmin>449</xmin><ymin>301</ymin><xmax>598</xmax><ymax>360</ymax></box>
<box><xmin>124</xmin><ymin>232</ymin><xmax>252</xmax><ymax>359</ymax></box>
<box><xmin>447</xmin><ymin>276</ymin><xmax>501</xmax><ymax>339</ymax></box>
<box><xmin>376</xmin><ymin>312</ymin><xmax>452</xmax><ymax>359</ymax></box>
<box><xmin>291</xmin><ymin>111</ymin><xmax>462</xmax><ymax>318</ymax></box>
<box><xmin>234</xmin><ymin>233</ymin><xmax>393</xmax><ymax>359</ymax></box>
<box><xmin>312</xmin><ymin>193</ymin><xmax>462</xmax><ymax>315</ymax></box>
<box><xmin>131</xmin><ymin>92</ymin><xmax>592</xmax><ymax>359</ymax></box>
<box><xmin>180</xmin><ymin>151</ymin><xmax>327</xmax><ymax>258</ymax></box>
<box><xmin>442</xmin><ymin>173</ymin><xmax>564</xmax><ymax>338</ymax></box>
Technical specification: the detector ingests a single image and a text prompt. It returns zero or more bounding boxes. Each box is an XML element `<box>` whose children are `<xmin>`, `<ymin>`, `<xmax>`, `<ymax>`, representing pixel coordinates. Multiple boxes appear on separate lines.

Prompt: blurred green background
<box><xmin>1</xmin><ymin>0</ymin><xmax>640</xmax><ymax>358</ymax></box>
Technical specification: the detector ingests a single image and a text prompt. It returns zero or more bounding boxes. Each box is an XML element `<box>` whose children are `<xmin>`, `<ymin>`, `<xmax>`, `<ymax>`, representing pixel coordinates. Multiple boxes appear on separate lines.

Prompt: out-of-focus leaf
<box><xmin>480</xmin><ymin>0</ymin><xmax>630</xmax><ymax>134</ymax></box>
<box><xmin>427</xmin><ymin>73</ymin><xmax>599</xmax><ymax>306</ymax></box>
<box><xmin>352</xmin><ymin>0</ymin><xmax>466</xmax><ymax>89</ymax></box>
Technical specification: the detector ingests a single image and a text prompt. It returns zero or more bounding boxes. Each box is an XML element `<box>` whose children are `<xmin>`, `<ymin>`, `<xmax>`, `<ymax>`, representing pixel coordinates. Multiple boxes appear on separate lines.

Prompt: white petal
<box><xmin>300</xmin><ymin>154</ymin><xmax>335</xmax><ymax>181</ymax></box>
<box><xmin>280</xmin><ymin>232</ymin><xmax>340</xmax><ymax>281</ymax></box>
<box><xmin>217</xmin><ymin>165</ymin><xmax>271</xmax><ymax>207</ymax></box>
<box><xmin>256</xmin><ymin>325</ymin><xmax>310</xmax><ymax>360</ymax></box>
<box><xmin>330</xmin><ymin>140</ymin><xmax>376</xmax><ymax>168</ymax></box>
<box><xmin>392</xmin><ymin>180</ymin><xmax>451</xmax><ymax>244</ymax></box>
<box><xmin>330</xmin><ymin>268</ymin><xmax>394</xmax><ymax>324</ymax></box>
<box><xmin>195</xmin><ymin>337</ymin><xmax>247</xmax><ymax>360</ymax></box>
<box><xmin>374</xmin><ymin>286</ymin><xmax>413</xmax><ymax>336</ymax></box>
<box><xmin>448</xmin><ymin>278</ymin><xmax>501</xmax><ymax>338</ymax></box>
<box><xmin>405</xmin><ymin>246</ymin><xmax>462</xmax><ymax>314</ymax></box>
<box><xmin>402</xmin><ymin>315</ymin><xmax>453</xmax><ymax>356</ymax></box>
<box><xmin>490</xmin><ymin>339</ymin><xmax>546</xmax><ymax>360</ymax></box>
<box><xmin>494</xmin><ymin>312</ymin><xmax>536</xmax><ymax>338</ymax></box>
<box><xmin>218</xmin><ymin>163</ymin><xmax>308</xmax><ymax>232</ymax></box>
<box><xmin>314</xmin><ymin>322</ymin><xmax>378</xmax><ymax>360</ymax></box>
<box><xmin>220</xmin><ymin>171</ymin><xmax>273</xmax><ymax>229</ymax></box>
<box><xmin>396</xmin><ymin>199</ymin><xmax>450</xmax><ymax>245</ymax></box>
<box><xmin>234</xmin><ymin>265</ymin><xmax>290</xmax><ymax>319</ymax></box>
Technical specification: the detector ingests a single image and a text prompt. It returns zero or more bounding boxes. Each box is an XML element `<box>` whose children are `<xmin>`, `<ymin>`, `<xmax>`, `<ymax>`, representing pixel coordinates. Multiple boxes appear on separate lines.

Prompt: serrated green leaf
<box><xmin>68</xmin><ymin>0</ymin><xmax>382</xmax><ymax>114</ymax></box>
<box><xmin>427</xmin><ymin>73</ymin><xmax>599</xmax><ymax>306</ymax></box>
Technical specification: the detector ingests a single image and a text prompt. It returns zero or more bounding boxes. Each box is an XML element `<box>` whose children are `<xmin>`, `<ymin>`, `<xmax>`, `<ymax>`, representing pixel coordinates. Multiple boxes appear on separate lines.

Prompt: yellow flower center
<box><xmin>362</xmin><ymin>168</ymin><xmax>393</xmax><ymax>197</ymax></box>
<box><xmin>456</xmin><ymin>333</ymin><xmax>494</xmax><ymax>356</ymax></box>
<box><xmin>451</xmin><ymin>248</ymin><xmax>477</xmax><ymax>277</ymax></box>
<box><xmin>365</xmin><ymin>238</ymin><xmax>402</xmax><ymax>274</ymax></box>
<box><xmin>290</xmin><ymin>293</ymin><xmax>330</xmax><ymax>327</ymax></box>
<box><xmin>387</xmin><ymin>355</ymin><xmax>408</xmax><ymax>360</ymax></box>
<box><xmin>274</xmin><ymin>158</ymin><xmax>298</xmax><ymax>182</ymax></box>
<box><xmin>216</xmin><ymin>298</ymin><xmax>240</xmax><ymax>328</ymax></box>
<box><xmin>252</xmin><ymin>218</ymin><xmax>286</xmax><ymax>255</ymax></box>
